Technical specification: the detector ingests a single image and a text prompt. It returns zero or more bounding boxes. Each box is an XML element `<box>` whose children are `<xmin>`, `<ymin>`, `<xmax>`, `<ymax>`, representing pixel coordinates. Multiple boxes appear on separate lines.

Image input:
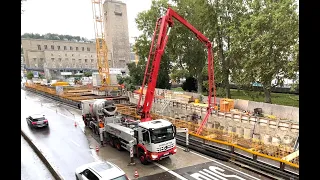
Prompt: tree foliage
<box><xmin>26</xmin><ymin>71</ymin><xmax>33</xmax><ymax>80</ymax></box>
<box><xmin>21</xmin><ymin>33</ymin><xmax>90</xmax><ymax>42</ymax></box>
<box><xmin>133</xmin><ymin>0</ymin><xmax>172</xmax><ymax>89</ymax></box>
<box><xmin>182</xmin><ymin>77</ymin><xmax>197</xmax><ymax>92</ymax></box>
<box><xmin>231</xmin><ymin>0</ymin><xmax>299</xmax><ymax>103</ymax></box>
<box><xmin>133</xmin><ymin>0</ymin><xmax>298</xmax><ymax>104</ymax></box>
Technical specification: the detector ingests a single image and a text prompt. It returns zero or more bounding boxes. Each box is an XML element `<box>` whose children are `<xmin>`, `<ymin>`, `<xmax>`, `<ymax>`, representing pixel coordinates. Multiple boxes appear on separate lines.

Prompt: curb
<box><xmin>21</xmin><ymin>129</ymin><xmax>64</xmax><ymax>180</ymax></box>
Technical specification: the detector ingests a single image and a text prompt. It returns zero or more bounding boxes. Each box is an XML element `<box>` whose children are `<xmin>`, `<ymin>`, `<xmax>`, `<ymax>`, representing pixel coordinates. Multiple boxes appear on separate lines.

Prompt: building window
<box><xmin>65</xmin><ymin>58</ymin><xmax>69</xmax><ymax>61</ymax></box>
<box><xmin>51</xmin><ymin>45</ymin><xmax>54</xmax><ymax>50</ymax></box>
<box><xmin>76</xmin><ymin>47</ymin><xmax>79</xmax><ymax>51</ymax></box>
<box><xmin>70</xmin><ymin>46</ymin><xmax>73</xmax><ymax>50</ymax></box>
<box><xmin>72</xmin><ymin>54</ymin><xmax>74</xmax><ymax>56</ymax></box>
<box><xmin>87</xmin><ymin>47</ymin><xmax>90</xmax><ymax>51</ymax></box>
<box><xmin>72</xmin><ymin>58</ymin><xmax>75</xmax><ymax>62</ymax></box>
<box><xmin>65</xmin><ymin>54</ymin><xmax>67</xmax><ymax>56</ymax></box>
<box><xmin>85</xmin><ymin>59</ymin><xmax>88</xmax><ymax>63</ymax></box>
<box><xmin>79</xmin><ymin>59</ymin><xmax>82</xmax><ymax>63</ymax></box>
<box><xmin>57</xmin><ymin>46</ymin><xmax>60</xmax><ymax>50</ymax></box>
<box><xmin>37</xmin><ymin>45</ymin><xmax>41</xmax><ymax>50</ymax></box>
<box><xmin>51</xmin><ymin>53</ymin><xmax>53</xmax><ymax>56</ymax></box>
<box><xmin>90</xmin><ymin>55</ymin><xmax>93</xmax><ymax>57</ymax></box>
<box><xmin>91</xmin><ymin>59</ymin><xmax>94</xmax><ymax>63</ymax></box>
<box><xmin>59</xmin><ymin>58</ymin><xmax>62</xmax><ymax>62</ymax></box>
<box><xmin>44</xmin><ymin>45</ymin><xmax>48</xmax><ymax>49</ymax></box>
<box><xmin>40</xmin><ymin>58</ymin><xmax>44</xmax><ymax>62</ymax></box>
<box><xmin>64</xmin><ymin>46</ymin><xmax>67</xmax><ymax>50</ymax></box>
<box><xmin>51</xmin><ymin>58</ymin><xmax>55</xmax><ymax>62</ymax></box>
<box><xmin>33</xmin><ymin>58</ymin><xmax>36</xmax><ymax>62</ymax></box>
<box><xmin>82</xmin><ymin>47</ymin><xmax>84</xmax><ymax>51</ymax></box>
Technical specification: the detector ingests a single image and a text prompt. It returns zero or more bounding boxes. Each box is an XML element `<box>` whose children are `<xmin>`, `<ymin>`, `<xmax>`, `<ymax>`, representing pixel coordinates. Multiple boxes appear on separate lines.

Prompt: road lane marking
<box><xmin>69</xmin><ymin>139</ymin><xmax>80</xmax><ymax>147</ymax></box>
<box><xmin>25</xmin><ymin>92</ymin><xmax>260</xmax><ymax>180</ymax></box>
<box><xmin>176</xmin><ymin>146</ymin><xmax>260</xmax><ymax>180</ymax></box>
<box><xmin>153</xmin><ymin>162</ymin><xmax>188</xmax><ymax>180</ymax></box>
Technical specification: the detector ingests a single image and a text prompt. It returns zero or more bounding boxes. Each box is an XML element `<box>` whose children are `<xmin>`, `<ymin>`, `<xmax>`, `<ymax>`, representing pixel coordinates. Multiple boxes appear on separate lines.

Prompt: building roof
<box><xmin>21</xmin><ymin>38</ymin><xmax>95</xmax><ymax>44</ymax></box>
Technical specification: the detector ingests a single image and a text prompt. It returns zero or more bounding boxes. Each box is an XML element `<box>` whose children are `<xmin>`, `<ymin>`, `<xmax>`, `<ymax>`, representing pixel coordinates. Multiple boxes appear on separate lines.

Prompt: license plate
<box><xmin>164</xmin><ymin>152</ymin><xmax>169</xmax><ymax>156</ymax></box>
<box><xmin>37</xmin><ymin>122</ymin><xmax>43</xmax><ymax>124</ymax></box>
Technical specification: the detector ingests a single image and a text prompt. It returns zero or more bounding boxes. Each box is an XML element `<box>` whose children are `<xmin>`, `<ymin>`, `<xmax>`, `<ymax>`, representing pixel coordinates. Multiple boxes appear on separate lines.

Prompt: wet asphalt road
<box><xmin>21</xmin><ymin>91</ymin><xmax>95</xmax><ymax>180</ymax></box>
<box><xmin>21</xmin><ymin>136</ymin><xmax>54</xmax><ymax>180</ymax></box>
<box><xmin>21</xmin><ymin>89</ymin><xmax>271</xmax><ymax>180</ymax></box>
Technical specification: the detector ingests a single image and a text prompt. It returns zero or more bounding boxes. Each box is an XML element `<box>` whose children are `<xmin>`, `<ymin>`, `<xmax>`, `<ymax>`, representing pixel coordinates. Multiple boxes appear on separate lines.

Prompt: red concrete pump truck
<box><xmin>82</xmin><ymin>7</ymin><xmax>216</xmax><ymax>165</ymax></box>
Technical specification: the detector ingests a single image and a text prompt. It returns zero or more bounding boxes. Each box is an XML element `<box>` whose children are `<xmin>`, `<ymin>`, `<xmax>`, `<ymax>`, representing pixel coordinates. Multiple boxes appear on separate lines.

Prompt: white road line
<box><xmin>69</xmin><ymin>139</ymin><xmax>80</xmax><ymax>147</ymax></box>
<box><xmin>153</xmin><ymin>162</ymin><xmax>188</xmax><ymax>180</ymax></box>
<box><xmin>176</xmin><ymin>146</ymin><xmax>260</xmax><ymax>180</ymax></box>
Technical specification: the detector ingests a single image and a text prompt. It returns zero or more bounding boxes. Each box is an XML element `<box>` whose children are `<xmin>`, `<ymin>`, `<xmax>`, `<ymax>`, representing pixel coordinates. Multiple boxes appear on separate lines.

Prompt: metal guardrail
<box><xmin>175</xmin><ymin>134</ymin><xmax>299</xmax><ymax>180</ymax></box>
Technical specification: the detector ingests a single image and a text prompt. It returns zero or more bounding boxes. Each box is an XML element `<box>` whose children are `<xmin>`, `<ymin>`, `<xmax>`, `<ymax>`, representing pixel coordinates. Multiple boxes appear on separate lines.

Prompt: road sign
<box><xmin>130</xmin><ymin>147</ymin><xmax>133</xmax><ymax>157</ymax></box>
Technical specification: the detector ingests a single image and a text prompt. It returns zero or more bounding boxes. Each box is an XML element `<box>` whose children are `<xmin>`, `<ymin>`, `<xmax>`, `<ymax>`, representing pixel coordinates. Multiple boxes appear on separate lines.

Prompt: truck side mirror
<box><xmin>173</xmin><ymin>126</ymin><xmax>177</xmax><ymax>137</ymax></box>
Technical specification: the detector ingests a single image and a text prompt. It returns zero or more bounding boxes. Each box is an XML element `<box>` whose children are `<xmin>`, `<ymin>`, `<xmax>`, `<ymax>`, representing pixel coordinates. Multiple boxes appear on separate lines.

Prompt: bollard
<box><xmin>184</xmin><ymin>131</ymin><xmax>190</xmax><ymax>152</ymax></box>
<box><xmin>128</xmin><ymin>140</ymin><xmax>135</xmax><ymax>166</ymax></box>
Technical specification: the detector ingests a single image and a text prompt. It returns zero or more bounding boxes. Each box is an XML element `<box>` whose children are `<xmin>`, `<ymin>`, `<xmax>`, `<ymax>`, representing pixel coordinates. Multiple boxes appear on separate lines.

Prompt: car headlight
<box><xmin>151</xmin><ymin>153</ymin><xmax>158</xmax><ymax>159</ymax></box>
<box><xmin>173</xmin><ymin>147</ymin><xmax>177</xmax><ymax>153</ymax></box>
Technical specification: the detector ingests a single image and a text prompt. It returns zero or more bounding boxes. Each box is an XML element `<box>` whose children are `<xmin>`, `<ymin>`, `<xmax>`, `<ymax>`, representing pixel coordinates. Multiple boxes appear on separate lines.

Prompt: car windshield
<box><xmin>150</xmin><ymin>126</ymin><xmax>174</xmax><ymax>144</ymax></box>
<box><xmin>111</xmin><ymin>175</ymin><xmax>127</xmax><ymax>180</ymax></box>
<box><xmin>33</xmin><ymin>117</ymin><xmax>45</xmax><ymax>121</ymax></box>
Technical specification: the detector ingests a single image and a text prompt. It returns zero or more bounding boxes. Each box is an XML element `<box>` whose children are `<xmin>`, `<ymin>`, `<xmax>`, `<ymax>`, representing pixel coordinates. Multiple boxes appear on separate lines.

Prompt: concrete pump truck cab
<box><xmin>81</xmin><ymin>99</ymin><xmax>177</xmax><ymax>165</ymax></box>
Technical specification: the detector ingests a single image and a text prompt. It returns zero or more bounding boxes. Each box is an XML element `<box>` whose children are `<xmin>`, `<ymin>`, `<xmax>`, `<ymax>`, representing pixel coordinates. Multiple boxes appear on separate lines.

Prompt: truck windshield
<box><xmin>150</xmin><ymin>126</ymin><xmax>174</xmax><ymax>144</ymax></box>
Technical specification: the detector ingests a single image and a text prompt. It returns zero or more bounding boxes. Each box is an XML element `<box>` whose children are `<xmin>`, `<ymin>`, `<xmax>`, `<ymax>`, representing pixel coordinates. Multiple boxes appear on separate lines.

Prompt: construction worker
<box><xmin>99</xmin><ymin>120</ymin><xmax>104</xmax><ymax>128</ymax></box>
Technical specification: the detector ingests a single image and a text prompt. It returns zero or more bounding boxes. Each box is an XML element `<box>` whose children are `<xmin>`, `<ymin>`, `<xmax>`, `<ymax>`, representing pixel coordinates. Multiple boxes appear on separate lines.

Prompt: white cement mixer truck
<box><xmin>81</xmin><ymin>99</ymin><xmax>181</xmax><ymax>165</ymax></box>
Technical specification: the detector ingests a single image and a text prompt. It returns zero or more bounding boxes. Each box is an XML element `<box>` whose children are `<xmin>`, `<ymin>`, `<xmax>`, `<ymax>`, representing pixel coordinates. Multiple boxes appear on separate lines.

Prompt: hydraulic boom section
<box><xmin>137</xmin><ymin>7</ymin><xmax>217</xmax><ymax>135</ymax></box>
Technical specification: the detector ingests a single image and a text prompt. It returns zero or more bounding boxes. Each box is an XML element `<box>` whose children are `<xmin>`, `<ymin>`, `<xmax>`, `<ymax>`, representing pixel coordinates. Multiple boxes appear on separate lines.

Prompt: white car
<box><xmin>75</xmin><ymin>161</ymin><xmax>129</xmax><ymax>180</ymax></box>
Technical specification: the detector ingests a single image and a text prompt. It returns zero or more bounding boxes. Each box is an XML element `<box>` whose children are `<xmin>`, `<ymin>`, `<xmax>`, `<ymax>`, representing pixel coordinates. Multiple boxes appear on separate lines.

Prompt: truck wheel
<box><xmin>115</xmin><ymin>139</ymin><xmax>122</xmax><ymax>151</ymax></box>
<box><xmin>109</xmin><ymin>137</ymin><xmax>115</xmax><ymax>148</ymax></box>
<box><xmin>139</xmin><ymin>150</ymin><xmax>148</xmax><ymax>165</ymax></box>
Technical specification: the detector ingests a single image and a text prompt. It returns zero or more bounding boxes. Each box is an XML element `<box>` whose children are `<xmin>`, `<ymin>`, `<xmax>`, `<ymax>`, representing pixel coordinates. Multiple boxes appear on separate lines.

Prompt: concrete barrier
<box><xmin>21</xmin><ymin>130</ymin><xmax>64</xmax><ymax>180</ymax></box>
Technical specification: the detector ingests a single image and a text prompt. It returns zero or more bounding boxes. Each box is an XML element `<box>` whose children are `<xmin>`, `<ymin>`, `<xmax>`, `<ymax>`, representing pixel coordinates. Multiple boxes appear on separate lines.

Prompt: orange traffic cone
<box><xmin>134</xmin><ymin>170</ymin><xmax>139</xmax><ymax>178</ymax></box>
<box><xmin>74</xmin><ymin>121</ymin><xmax>77</xmax><ymax>127</ymax></box>
<box><xmin>96</xmin><ymin>145</ymin><xmax>99</xmax><ymax>152</ymax></box>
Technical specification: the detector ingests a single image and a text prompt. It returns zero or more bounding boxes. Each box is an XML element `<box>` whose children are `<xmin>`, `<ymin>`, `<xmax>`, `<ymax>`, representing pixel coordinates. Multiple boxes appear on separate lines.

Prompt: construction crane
<box><xmin>91</xmin><ymin>0</ymin><xmax>110</xmax><ymax>88</ymax></box>
<box><xmin>136</xmin><ymin>7</ymin><xmax>217</xmax><ymax>135</ymax></box>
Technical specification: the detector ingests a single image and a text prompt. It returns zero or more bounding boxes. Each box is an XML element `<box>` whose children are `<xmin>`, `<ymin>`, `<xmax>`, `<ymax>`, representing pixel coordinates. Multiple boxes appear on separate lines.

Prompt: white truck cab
<box><xmin>135</xmin><ymin>119</ymin><xmax>177</xmax><ymax>164</ymax></box>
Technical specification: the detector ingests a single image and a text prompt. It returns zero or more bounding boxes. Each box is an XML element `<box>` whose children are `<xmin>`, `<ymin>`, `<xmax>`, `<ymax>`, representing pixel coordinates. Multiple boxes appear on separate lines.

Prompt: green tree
<box><xmin>134</xmin><ymin>0</ymin><xmax>173</xmax><ymax>89</ymax></box>
<box><xmin>170</xmin><ymin>0</ymin><xmax>210</xmax><ymax>94</ymax></box>
<box><xmin>233</xmin><ymin>0</ymin><xmax>299</xmax><ymax>103</ymax></box>
<box><xmin>26</xmin><ymin>71</ymin><xmax>33</xmax><ymax>80</ymax></box>
<box><xmin>84</xmin><ymin>72</ymin><xmax>92</xmax><ymax>77</ymax></box>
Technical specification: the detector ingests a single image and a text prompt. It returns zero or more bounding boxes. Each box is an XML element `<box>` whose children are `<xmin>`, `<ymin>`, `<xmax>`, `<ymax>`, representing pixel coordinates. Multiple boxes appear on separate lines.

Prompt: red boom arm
<box><xmin>137</xmin><ymin>7</ymin><xmax>216</xmax><ymax>134</ymax></box>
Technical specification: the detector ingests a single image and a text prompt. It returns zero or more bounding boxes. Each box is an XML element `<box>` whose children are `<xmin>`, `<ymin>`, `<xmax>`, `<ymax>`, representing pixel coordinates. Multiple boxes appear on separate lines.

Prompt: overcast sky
<box><xmin>21</xmin><ymin>0</ymin><xmax>152</xmax><ymax>43</ymax></box>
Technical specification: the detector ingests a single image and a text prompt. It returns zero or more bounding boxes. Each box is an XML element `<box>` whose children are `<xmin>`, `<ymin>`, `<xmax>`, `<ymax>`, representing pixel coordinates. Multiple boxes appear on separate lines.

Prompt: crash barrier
<box><xmin>21</xmin><ymin>130</ymin><xmax>64</xmax><ymax>180</ymax></box>
<box><xmin>25</xmin><ymin>85</ymin><xmax>81</xmax><ymax>109</ymax></box>
<box><xmin>116</xmin><ymin>105</ymin><xmax>299</xmax><ymax>174</ymax></box>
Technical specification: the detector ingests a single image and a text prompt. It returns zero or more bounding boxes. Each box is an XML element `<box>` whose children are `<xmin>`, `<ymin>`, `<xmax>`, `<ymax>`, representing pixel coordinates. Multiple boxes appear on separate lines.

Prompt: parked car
<box><xmin>26</xmin><ymin>114</ymin><xmax>49</xmax><ymax>128</ymax></box>
<box><xmin>75</xmin><ymin>161</ymin><xmax>129</xmax><ymax>180</ymax></box>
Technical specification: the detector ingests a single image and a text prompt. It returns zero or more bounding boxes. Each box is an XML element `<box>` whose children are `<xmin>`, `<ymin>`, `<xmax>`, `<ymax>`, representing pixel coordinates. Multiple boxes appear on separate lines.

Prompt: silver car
<box><xmin>75</xmin><ymin>161</ymin><xmax>129</xmax><ymax>180</ymax></box>
<box><xmin>26</xmin><ymin>114</ymin><xmax>49</xmax><ymax>128</ymax></box>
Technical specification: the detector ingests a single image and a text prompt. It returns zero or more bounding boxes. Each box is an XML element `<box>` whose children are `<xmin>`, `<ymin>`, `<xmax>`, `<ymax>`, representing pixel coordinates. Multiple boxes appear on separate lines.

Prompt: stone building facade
<box><xmin>21</xmin><ymin>38</ymin><xmax>98</xmax><ymax>79</ymax></box>
<box><xmin>103</xmin><ymin>0</ymin><xmax>131</xmax><ymax>72</ymax></box>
